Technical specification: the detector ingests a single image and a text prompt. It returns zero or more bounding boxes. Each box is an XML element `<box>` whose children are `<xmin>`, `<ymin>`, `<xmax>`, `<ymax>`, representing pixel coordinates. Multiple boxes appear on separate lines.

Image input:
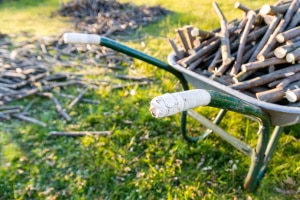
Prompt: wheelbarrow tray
<box><xmin>168</xmin><ymin>53</ymin><xmax>300</xmax><ymax>127</ymax></box>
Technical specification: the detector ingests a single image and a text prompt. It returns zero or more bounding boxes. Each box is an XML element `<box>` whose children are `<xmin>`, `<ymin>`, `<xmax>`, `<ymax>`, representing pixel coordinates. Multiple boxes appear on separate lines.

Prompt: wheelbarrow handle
<box><xmin>150</xmin><ymin>89</ymin><xmax>268</xmax><ymax>122</ymax></box>
<box><xmin>63</xmin><ymin>32</ymin><xmax>189</xmax><ymax>90</ymax></box>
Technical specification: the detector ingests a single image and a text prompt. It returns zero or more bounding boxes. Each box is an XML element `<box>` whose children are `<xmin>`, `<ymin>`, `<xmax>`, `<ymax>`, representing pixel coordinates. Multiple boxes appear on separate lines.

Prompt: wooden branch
<box><xmin>234</xmin><ymin>2</ymin><xmax>250</xmax><ymax>13</ymax></box>
<box><xmin>231</xmin><ymin>64</ymin><xmax>300</xmax><ymax>90</ymax></box>
<box><xmin>212</xmin><ymin>1</ymin><xmax>234</xmax><ymax>67</ymax></box>
<box><xmin>212</xmin><ymin>1</ymin><xmax>226</xmax><ymax>21</ymax></box>
<box><xmin>49</xmin><ymin>131</ymin><xmax>111</xmax><ymax>136</ymax></box>
<box><xmin>0</xmin><ymin>108</ymin><xmax>21</xmax><ymax>115</ymax></box>
<box><xmin>56</xmin><ymin>93</ymin><xmax>100</xmax><ymax>104</ymax></box>
<box><xmin>276</xmin><ymin>72</ymin><xmax>300</xmax><ymax>88</ymax></box>
<box><xmin>207</xmin><ymin>49</ymin><xmax>221</xmax><ymax>72</ymax></box>
<box><xmin>286</xmin><ymin>47</ymin><xmax>300</xmax><ymax>62</ymax></box>
<box><xmin>191</xmin><ymin>28</ymin><xmax>215</xmax><ymax>39</ymax></box>
<box><xmin>10</xmin><ymin>87</ymin><xmax>40</xmax><ymax>101</ymax></box>
<box><xmin>181</xmin><ymin>39</ymin><xmax>220</xmax><ymax>67</ymax></box>
<box><xmin>192</xmin><ymin>36</ymin><xmax>219</xmax><ymax>54</ymax></box>
<box><xmin>111</xmin><ymin>82</ymin><xmax>150</xmax><ymax>90</ymax></box>
<box><xmin>249</xmin><ymin>15</ymin><xmax>282</xmax><ymax>62</ymax></box>
<box><xmin>184</xmin><ymin>25</ymin><xmax>196</xmax><ymax>49</ymax></box>
<box><xmin>286</xmin><ymin>7</ymin><xmax>300</xmax><ymax>29</ymax></box>
<box><xmin>274</xmin><ymin>39</ymin><xmax>300</xmax><ymax>58</ymax></box>
<box><xmin>187</xmin><ymin>56</ymin><xmax>204</xmax><ymax>71</ymax></box>
<box><xmin>0</xmin><ymin>105</ymin><xmax>23</xmax><ymax>110</ymax></box>
<box><xmin>241</xmin><ymin>57</ymin><xmax>287</xmax><ymax>72</ymax></box>
<box><xmin>261</xmin><ymin>14</ymin><xmax>278</xmax><ymax>25</ymax></box>
<box><xmin>256</xmin><ymin>87</ymin><xmax>285</xmax><ymax>102</ymax></box>
<box><xmin>52</xmin><ymin>96</ymin><xmax>72</xmax><ymax>121</ymax></box>
<box><xmin>276</xmin><ymin>26</ymin><xmax>300</xmax><ymax>43</ymax></box>
<box><xmin>1</xmin><ymin>71</ymin><xmax>27</xmax><ymax>80</ymax></box>
<box><xmin>39</xmin><ymin>92</ymin><xmax>72</xmax><ymax>121</ymax></box>
<box><xmin>259</xmin><ymin>3</ymin><xmax>289</xmax><ymax>15</ymax></box>
<box><xmin>0</xmin><ymin>114</ymin><xmax>11</xmax><ymax>120</ymax></box>
<box><xmin>213</xmin><ymin>59</ymin><xmax>233</xmax><ymax>76</ymax></box>
<box><xmin>12</xmin><ymin>113</ymin><xmax>47</xmax><ymax>127</ymax></box>
<box><xmin>230</xmin><ymin>11</ymin><xmax>256</xmax><ymax>75</ymax></box>
<box><xmin>176</xmin><ymin>28</ymin><xmax>190</xmax><ymax>53</ymax></box>
<box><xmin>257</xmin><ymin>0</ymin><xmax>300</xmax><ymax>60</ymax></box>
<box><xmin>241</xmin><ymin>43</ymin><xmax>257</xmax><ymax>64</ymax></box>
<box><xmin>168</xmin><ymin>38</ymin><xmax>185</xmax><ymax>59</ymax></box>
<box><xmin>21</xmin><ymin>98</ymin><xmax>37</xmax><ymax>114</ymax></box>
<box><xmin>115</xmin><ymin>75</ymin><xmax>152</xmax><ymax>82</ymax></box>
<box><xmin>68</xmin><ymin>87</ymin><xmax>89</xmax><ymax>109</ymax></box>
<box><xmin>246</xmin><ymin>25</ymin><xmax>268</xmax><ymax>43</ymax></box>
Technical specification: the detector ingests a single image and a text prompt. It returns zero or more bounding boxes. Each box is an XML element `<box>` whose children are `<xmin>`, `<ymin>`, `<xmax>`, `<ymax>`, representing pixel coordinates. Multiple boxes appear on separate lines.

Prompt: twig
<box><xmin>257</xmin><ymin>0</ymin><xmax>300</xmax><ymax>60</ymax></box>
<box><xmin>12</xmin><ymin>113</ymin><xmax>47</xmax><ymax>127</ymax></box>
<box><xmin>0</xmin><ymin>105</ymin><xmax>23</xmax><ymax>110</ymax></box>
<box><xmin>274</xmin><ymin>39</ymin><xmax>300</xmax><ymax>58</ymax></box>
<box><xmin>230</xmin><ymin>11</ymin><xmax>256</xmax><ymax>75</ymax></box>
<box><xmin>276</xmin><ymin>26</ymin><xmax>300</xmax><ymax>43</ymax></box>
<box><xmin>249</xmin><ymin>15</ymin><xmax>282</xmax><ymax>62</ymax></box>
<box><xmin>21</xmin><ymin>98</ymin><xmax>38</xmax><ymax>114</ymax></box>
<box><xmin>55</xmin><ymin>93</ymin><xmax>100</xmax><ymax>104</ymax></box>
<box><xmin>49</xmin><ymin>131</ymin><xmax>111</xmax><ymax>136</ymax></box>
<box><xmin>241</xmin><ymin>57</ymin><xmax>287</xmax><ymax>72</ymax></box>
<box><xmin>231</xmin><ymin>64</ymin><xmax>300</xmax><ymax>90</ymax></box>
<box><xmin>234</xmin><ymin>2</ymin><xmax>250</xmax><ymax>13</ymax></box>
<box><xmin>39</xmin><ymin>92</ymin><xmax>72</xmax><ymax>121</ymax></box>
<box><xmin>68</xmin><ymin>87</ymin><xmax>89</xmax><ymax>109</ymax></box>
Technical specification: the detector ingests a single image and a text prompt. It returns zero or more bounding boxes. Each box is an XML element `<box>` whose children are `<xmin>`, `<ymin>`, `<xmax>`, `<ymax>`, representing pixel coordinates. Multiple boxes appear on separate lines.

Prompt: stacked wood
<box><xmin>169</xmin><ymin>0</ymin><xmax>300</xmax><ymax>105</ymax></box>
<box><xmin>55</xmin><ymin>0</ymin><xmax>170</xmax><ymax>36</ymax></box>
<box><xmin>0</xmin><ymin>32</ymin><xmax>152</xmax><ymax>126</ymax></box>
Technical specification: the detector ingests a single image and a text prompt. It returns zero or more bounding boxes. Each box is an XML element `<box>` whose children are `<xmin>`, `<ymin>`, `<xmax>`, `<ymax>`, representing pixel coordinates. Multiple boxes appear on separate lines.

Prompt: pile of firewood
<box><xmin>0</xmin><ymin>32</ymin><xmax>151</xmax><ymax>126</ymax></box>
<box><xmin>0</xmin><ymin>0</ymin><xmax>169</xmax><ymax>126</ymax></box>
<box><xmin>55</xmin><ymin>0</ymin><xmax>170</xmax><ymax>36</ymax></box>
<box><xmin>170</xmin><ymin>0</ymin><xmax>300</xmax><ymax>105</ymax></box>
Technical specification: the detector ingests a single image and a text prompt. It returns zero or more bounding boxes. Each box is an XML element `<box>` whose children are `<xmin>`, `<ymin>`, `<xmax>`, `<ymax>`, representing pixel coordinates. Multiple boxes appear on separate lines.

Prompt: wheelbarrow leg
<box><xmin>244</xmin><ymin>126</ymin><xmax>284</xmax><ymax>191</ymax></box>
<box><xmin>260</xmin><ymin>126</ymin><xmax>284</xmax><ymax>178</ymax></box>
<box><xmin>180</xmin><ymin>109</ymin><xmax>227</xmax><ymax>142</ymax></box>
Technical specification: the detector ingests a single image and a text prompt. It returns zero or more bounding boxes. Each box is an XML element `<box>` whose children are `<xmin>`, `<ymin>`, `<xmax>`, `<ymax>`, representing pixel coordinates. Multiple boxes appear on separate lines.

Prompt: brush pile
<box><xmin>0</xmin><ymin>32</ymin><xmax>152</xmax><ymax>126</ymax></box>
<box><xmin>170</xmin><ymin>0</ymin><xmax>300</xmax><ymax>104</ymax></box>
<box><xmin>55</xmin><ymin>0</ymin><xmax>170</xmax><ymax>36</ymax></box>
<box><xmin>0</xmin><ymin>0</ymin><xmax>170</xmax><ymax>126</ymax></box>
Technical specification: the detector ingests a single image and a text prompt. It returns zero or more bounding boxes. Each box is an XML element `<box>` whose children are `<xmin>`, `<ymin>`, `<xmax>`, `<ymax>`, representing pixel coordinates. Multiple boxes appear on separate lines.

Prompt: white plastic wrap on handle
<box><xmin>150</xmin><ymin>89</ymin><xmax>211</xmax><ymax>118</ymax></box>
<box><xmin>63</xmin><ymin>33</ymin><xmax>101</xmax><ymax>45</ymax></box>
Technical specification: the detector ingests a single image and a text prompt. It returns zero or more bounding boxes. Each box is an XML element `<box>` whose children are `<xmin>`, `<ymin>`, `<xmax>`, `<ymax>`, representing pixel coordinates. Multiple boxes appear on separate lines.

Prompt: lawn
<box><xmin>0</xmin><ymin>0</ymin><xmax>299</xmax><ymax>199</ymax></box>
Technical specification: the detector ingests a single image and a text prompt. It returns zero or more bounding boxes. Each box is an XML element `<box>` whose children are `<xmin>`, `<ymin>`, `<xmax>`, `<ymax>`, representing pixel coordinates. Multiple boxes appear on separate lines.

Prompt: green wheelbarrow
<box><xmin>63</xmin><ymin>33</ymin><xmax>300</xmax><ymax>192</ymax></box>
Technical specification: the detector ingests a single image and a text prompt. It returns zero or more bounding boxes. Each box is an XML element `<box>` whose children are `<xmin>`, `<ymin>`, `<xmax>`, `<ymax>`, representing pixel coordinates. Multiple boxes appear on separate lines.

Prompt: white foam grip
<box><xmin>150</xmin><ymin>89</ymin><xmax>211</xmax><ymax>118</ymax></box>
<box><xmin>63</xmin><ymin>33</ymin><xmax>101</xmax><ymax>44</ymax></box>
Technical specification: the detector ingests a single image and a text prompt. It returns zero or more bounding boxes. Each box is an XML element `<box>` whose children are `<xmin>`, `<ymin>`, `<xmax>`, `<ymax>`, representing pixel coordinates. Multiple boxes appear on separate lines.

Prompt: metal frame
<box><xmin>100</xmin><ymin>36</ymin><xmax>287</xmax><ymax>191</ymax></box>
<box><xmin>64</xmin><ymin>34</ymin><xmax>287</xmax><ymax>192</ymax></box>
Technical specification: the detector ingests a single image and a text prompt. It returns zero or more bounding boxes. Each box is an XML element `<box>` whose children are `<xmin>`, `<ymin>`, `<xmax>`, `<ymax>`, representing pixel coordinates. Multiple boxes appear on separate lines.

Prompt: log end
<box><xmin>274</xmin><ymin>47</ymin><xmax>287</xmax><ymax>59</ymax></box>
<box><xmin>276</xmin><ymin>33</ymin><xmax>285</xmax><ymax>43</ymax></box>
<box><xmin>259</xmin><ymin>4</ymin><xmax>272</xmax><ymax>15</ymax></box>
<box><xmin>286</xmin><ymin>53</ymin><xmax>296</xmax><ymax>63</ymax></box>
<box><xmin>285</xmin><ymin>90</ymin><xmax>298</xmax><ymax>102</ymax></box>
<box><xmin>234</xmin><ymin>2</ymin><xmax>241</xmax><ymax>9</ymax></box>
<box><xmin>191</xmin><ymin>28</ymin><xmax>199</xmax><ymax>37</ymax></box>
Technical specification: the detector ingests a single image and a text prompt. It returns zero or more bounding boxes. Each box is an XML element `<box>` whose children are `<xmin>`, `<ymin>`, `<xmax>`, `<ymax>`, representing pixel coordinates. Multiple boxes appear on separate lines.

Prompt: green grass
<box><xmin>0</xmin><ymin>0</ymin><xmax>300</xmax><ymax>199</ymax></box>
